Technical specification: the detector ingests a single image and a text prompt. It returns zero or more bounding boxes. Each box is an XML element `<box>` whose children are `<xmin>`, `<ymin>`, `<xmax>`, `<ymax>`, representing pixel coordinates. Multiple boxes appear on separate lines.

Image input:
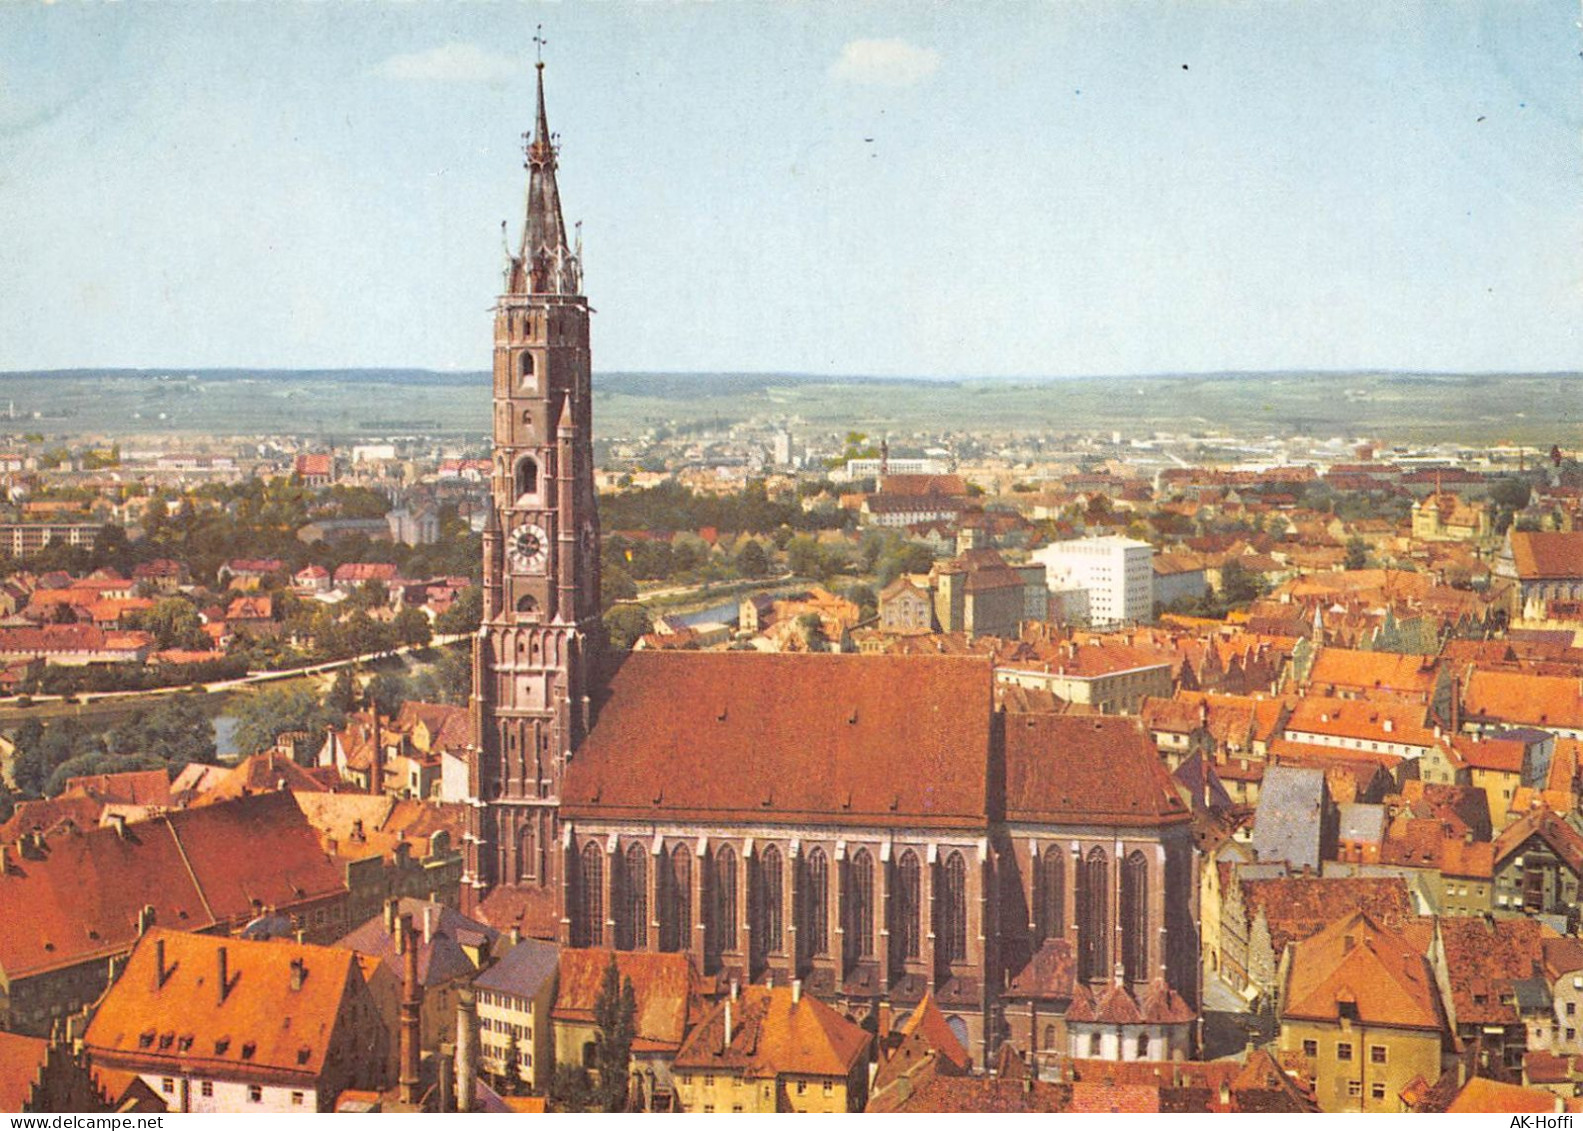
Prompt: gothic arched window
<box><xmin>1122</xmin><ymin>850</ymin><xmax>1149</xmax><ymax>984</ymax></box>
<box><xmin>894</xmin><ymin>850</ymin><xmax>921</xmax><ymax>963</ymax></box>
<box><xmin>755</xmin><ymin>845</ymin><xmax>783</xmax><ymax>959</ymax></box>
<box><xmin>660</xmin><ymin>844</ymin><xmax>692</xmax><ymax>953</ymax></box>
<box><xmin>516</xmin><ymin>825</ymin><xmax>536</xmax><ymax>882</ymax></box>
<box><xmin>577</xmin><ymin>842</ymin><xmax>603</xmax><ymax>948</ymax></box>
<box><xmin>617</xmin><ymin>842</ymin><xmax>647</xmax><ymax>951</ymax></box>
<box><xmin>514</xmin><ymin>456</ymin><xmax>539</xmax><ymax>501</ymax></box>
<box><xmin>800</xmin><ymin>848</ymin><xmax>829</xmax><ymax>963</ymax></box>
<box><xmin>1037</xmin><ymin>848</ymin><xmax>1065</xmax><ymax>946</ymax></box>
<box><xmin>1078</xmin><ymin>847</ymin><xmax>1109</xmax><ymax>982</ymax></box>
<box><xmin>939</xmin><ymin>851</ymin><xmax>968</xmax><ymax>967</ymax></box>
<box><xmin>518</xmin><ymin>351</ymin><xmax>535</xmax><ymax>386</ymax></box>
<box><xmin>845</xmin><ymin>849</ymin><xmax>875</xmax><ymax>966</ymax></box>
<box><xmin>710</xmin><ymin>846</ymin><xmax>738</xmax><ymax>960</ymax></box>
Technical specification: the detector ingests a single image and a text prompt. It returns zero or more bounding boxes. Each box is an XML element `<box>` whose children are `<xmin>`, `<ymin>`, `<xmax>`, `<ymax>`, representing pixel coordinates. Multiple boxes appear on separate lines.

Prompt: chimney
<box><xmin>424</xmin><ymin>905</ymin><xmax>436</xmax><ymax>946</ymax></box>
<box><xmin>369</xmin><ymin>708</ymin><xmax>384</xmax><ymax>797</ymax></box>
<box><xmin>792</xmin><ymin>979</ymin><xmax>802</xmax><ymax>1005</ymax></box>
<box><xmin>456</xmin><ymin>986</ymin><xmax>479</xmax><ymax>1113</ymax></box>
<box><xmin>217</xmin><ymin>946</ymin><xmax>230</xmax><ymax>1004</ymax></box>
<box><xmin>878</xmin><ymin>1001</ymin><xmax>893</xmax><ymax>1041</ymax></box>
<box><xmin>509</xmin><ymin>926</ymin><xmax>521</xmax><ymax>947</ymax></box>
<box><xmin>137</xmin><ymin>905</ymin><xmax>156</xmax><ymax>936</ymax></box>
<box><xmin>399</xmin><ymin>915</ymin><xmax>421</xmax><ymax>1105</ymax></box>
<box><xmin>724</xmin><ymin>999</ymin><xmax>733</xmax><ymax>1049</ymax></box>
<box><xmin>290</xmin><ymin>957</ymin><xmax>306</xmax><ymax>992</ymax></box>
<box><xmin>154</xmin><ymin>937</ymin><xmax>168</xmax><ymax>989</ymax></box>
<box><xmin>384</xmin><ymin>897</ymin><xmax>399</xmax><ymax>938</ymax></box>
<box><xmin>108</xmin><ymin>813</ymin><xmax>127</xmax><ymax>839</ymax></box>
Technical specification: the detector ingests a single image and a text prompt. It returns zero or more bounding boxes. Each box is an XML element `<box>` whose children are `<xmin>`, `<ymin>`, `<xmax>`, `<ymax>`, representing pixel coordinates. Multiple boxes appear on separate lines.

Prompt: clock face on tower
<box><xmin>508</xmin><ymin>522</ymin><xmax>548</xmax><ymax>573</ymax></box>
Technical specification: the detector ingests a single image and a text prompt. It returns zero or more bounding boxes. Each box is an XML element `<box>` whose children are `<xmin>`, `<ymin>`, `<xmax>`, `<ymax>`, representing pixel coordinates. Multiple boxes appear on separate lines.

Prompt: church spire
<box><xmin>510</xmin><ymin>50</ymin><xmax>580</xmax><ymax>296</ymax></box>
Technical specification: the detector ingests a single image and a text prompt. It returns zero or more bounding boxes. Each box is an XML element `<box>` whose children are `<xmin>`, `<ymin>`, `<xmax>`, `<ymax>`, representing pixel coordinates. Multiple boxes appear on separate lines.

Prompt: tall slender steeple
<box><xmin>508</xmin><ymin>62</ymin><xmax>579</xmax><ymax>298</ymax></box>
<box><xmin>465</xmin><ymin>52</ymin><xmax>601</xmax><ymax>914</ymax></box>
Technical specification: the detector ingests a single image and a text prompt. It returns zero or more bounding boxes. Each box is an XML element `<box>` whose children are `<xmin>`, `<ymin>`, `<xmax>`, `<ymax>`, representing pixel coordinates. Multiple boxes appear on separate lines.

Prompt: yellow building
<box><xmin>672</xmin><ymin>983</ymin><xmax>871</xmax><ymax>1113</ymax></box>
<box><xmin>1278</xmin><ymin>912</ymin><xmax>1449</xmax><ymax>1113</ymax></box>
<box><xmin>1411</xmin><ymin>492</ymin><xmax>1491</xmax><ymax>543</ymax></box>
<box><xmin>474</xmin><ymin>939</ymin><xmax>559</xmax><ymax>1093</ymax></box>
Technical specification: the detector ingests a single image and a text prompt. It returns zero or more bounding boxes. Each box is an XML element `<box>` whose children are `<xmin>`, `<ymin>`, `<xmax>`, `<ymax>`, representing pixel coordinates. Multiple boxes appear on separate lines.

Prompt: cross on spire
<box><xmin>533</xmin><ymin>25</ymin><xmax>547</xmax><ymax>67</ymax></box>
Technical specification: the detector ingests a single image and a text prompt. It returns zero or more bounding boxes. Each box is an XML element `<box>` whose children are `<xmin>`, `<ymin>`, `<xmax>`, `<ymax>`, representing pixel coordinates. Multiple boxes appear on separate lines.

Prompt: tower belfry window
<box><xmin>515</xmin><ymin>457</ymin><xmax>539</xmax><ymax>502</ymax></box>
<box><xmin>519</xmin><ymin>352</ymin><xmax>535</xmax><ymax>387</ymax></box>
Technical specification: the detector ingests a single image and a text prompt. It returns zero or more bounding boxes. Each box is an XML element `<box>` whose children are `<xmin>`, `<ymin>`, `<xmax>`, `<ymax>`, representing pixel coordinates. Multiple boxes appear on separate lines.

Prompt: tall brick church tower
<box><xmin>464</xmin><ymin>60</ymin><xmax>601</xmax><ymax>910</ymax></box>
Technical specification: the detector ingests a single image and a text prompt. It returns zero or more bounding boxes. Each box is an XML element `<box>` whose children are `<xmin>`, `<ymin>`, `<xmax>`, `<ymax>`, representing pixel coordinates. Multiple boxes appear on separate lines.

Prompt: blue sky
<box><xmin>1</xmin><ymin>2</ymin><xmax>1578</xmax><ymax>378</ymax></box>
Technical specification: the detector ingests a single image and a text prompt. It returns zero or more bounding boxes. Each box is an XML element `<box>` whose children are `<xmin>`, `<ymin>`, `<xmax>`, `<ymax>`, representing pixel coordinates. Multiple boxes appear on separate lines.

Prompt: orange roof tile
<box><xmin>1446</xmin><ymin>1076</ymin><xmax>1558</xmax><ymax>1114</ymax></box>
<box><xmin>0</xmin><ymin>1031</ymin><xmax>47</xmax><ymax>1112</ymax></box>
<box><xmin>1281</xmin><ymin>911</ymin><xmax>1445</xmax><ymax>1032</ymax></box>
<box><xmin>1508</xmin><ymin>532</ymin><xmax>1583</xmax><ymax>581</ymax></box>
<box><xmin>1003</xmin><ymin>714</ymin><xmax>1189</xmax><ymax>827</ymax></box>
<box><xmin>674</xmin><ymin>984</ymin><xmax>870</xmax><ymax>1080</ymax></box>
<box><xmin>563</xmin><ymin>653</ymin><xmax>993</xmax><ymax>829</ymax></box>
<box><xmin>85</xmin><ymin>929</ymin><xmax>361</xmax><ymax>1082</ymax></box>
<box><xmin>1463</xmin><ymin>670</ymin><xmax>1583</xmax><ymax>731</ymax></box>
<box><xmin>552</xmin><ymin>949</ymin><xmax>702</xmax><ymax>1053</ymax></box>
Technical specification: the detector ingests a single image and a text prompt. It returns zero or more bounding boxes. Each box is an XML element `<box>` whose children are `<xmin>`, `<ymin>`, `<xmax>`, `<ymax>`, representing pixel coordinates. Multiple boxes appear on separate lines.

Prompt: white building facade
<box><xmin>1030</xmin><ymin>536</ymin><xmax>1155</xmax><ymax>628</ymax></box>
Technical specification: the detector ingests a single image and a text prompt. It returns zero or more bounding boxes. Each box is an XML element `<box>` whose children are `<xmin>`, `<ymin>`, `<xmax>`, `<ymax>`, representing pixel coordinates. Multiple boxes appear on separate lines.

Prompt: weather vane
<box><xmin>534</xmin><ymin>25</ymin><xmax>547</xmax><ymax>66</ymax></box>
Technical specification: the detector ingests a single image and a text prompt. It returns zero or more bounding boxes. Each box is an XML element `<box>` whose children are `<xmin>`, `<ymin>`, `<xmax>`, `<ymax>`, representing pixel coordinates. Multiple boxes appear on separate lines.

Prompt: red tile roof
<box><xmin>552</xmin><ymin>948</ymin><xmax>703</xmax><ymax>1053</ymax></box>
<box><xmin>1494</xmin><ymin>807</ymin><xmax>1583</xmax><ymax>879</ymax></box>
<box><xmin>85</xmin><ymin>929</ymin><xmax>361</xmax><ymax>1082</ymax></box>
<box><xmin>1463</xmin><ymin>670</ymin><xmax>1583</xmax><ymax>731</ymax></box>
<box><xmin>1306</xmin><ymin>648</ymin><xmax>1438</xmax><ymax>697</ymax></box>
<box><xmin>62</xmin><ymin>769</ymin><xmax>171</xmax><ymax>808</ymax></box>
<box><xmin>1281</xmin><ymin>912</ymin><xmax>1445</xmax><ymax>1032</ymax></box>
<box><xmin>1508</xmin><ymin>532</ymin><xmax>1583</xmax><ymax>581</ymax></box>
<box><xmin>674</xmin><ymin>984</ymin><xmax>870</xmax><ymax>1080</ymax></box>
<box><xmin>1446</xmin><ymin>1077</ymin><xmax>1560</xmax><ymax>1114</ymax></box>
<box><xmin>1004</xmin><ymin>714</ymin><xmax>1189</xmax><ymax>827</ymax></box>
<box><xmin>0</xmin><ymin>1031</ymin><xmax>47</xmax><ymax>1112</ymax></box>
<box><xmin>0</xmin><ymin>792</ymin><xmax>344</xmax><ymax>981</ymax></box>
<box><xmin>563</xmin><ymin>653</ymin><xmax>993</xmax><ymax>829</ymax></box>
<box><xmin>1239</xmin><ymin>876</ymin><xmax>1415</xmax><ymax>956</ymax></box>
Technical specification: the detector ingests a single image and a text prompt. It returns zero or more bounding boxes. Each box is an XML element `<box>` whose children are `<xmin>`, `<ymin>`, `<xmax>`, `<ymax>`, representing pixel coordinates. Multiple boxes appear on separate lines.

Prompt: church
<box><xmin>465</xmin><ymin>63</ymin><xmax>1202</xmax><ymax>1065</ymax></box>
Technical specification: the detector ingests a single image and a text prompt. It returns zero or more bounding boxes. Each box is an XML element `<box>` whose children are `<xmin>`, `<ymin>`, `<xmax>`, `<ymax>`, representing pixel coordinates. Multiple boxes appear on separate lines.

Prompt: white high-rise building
<box><xmin>1029</xmin><ymin>535</ymin><xmax>1154</xmax><ymax>628</ymax></box>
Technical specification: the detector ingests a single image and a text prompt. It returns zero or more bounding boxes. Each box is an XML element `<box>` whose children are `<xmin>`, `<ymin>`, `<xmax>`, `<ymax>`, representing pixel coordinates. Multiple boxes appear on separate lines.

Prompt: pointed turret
<box><xmin>509</xmin><ymin>62</ymin><xmax>580</xmax><ymax>296</ymax></box>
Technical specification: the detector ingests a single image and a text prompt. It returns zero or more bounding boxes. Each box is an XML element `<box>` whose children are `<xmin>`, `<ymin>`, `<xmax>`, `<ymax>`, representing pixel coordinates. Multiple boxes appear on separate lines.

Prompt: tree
<box><xmin>434</xmin><ymin>647</ymin><xmax>473</xmax><ymax>705</ymax></box>
<box><xmin>546</xmin><ymin>1064</ymin><xmax>595</xmax><ymax>1113</ymax></box>
<box><xmin>435</xmin><ymin>587</ymin><xmax>483</xmax><ymax>635</ymax></box>
<box><xmin>328</xmin><ymin>666</ymin><xmax>360</xmax><ymax>714</ymax></box>
<box><xmin>12</xmin><ymin>718</ymin><xmax>103</xmax><ymax>798</ymax></box>
<box><xmin>591</xmin><ymin>953</ymin><xmax>637</xmax><ymax>1112</ymax></box>
<box><xmin>232</xmin><ymin>687</ymin><xmax>343</xmax><ymax>756</ymax></box>
<box><xmin>108</xmin><ymin>693</ymin><xmax>216</xmax><ymax>768</ymax></box>
<box><xmin>734</xmin><ymin>539</ymin><xmax>769</xmax><ymax>579</ymax></box>
<box><xmin>796</xmin><ymin>612</ymin><xmax>828</xmax><ymax>652</ymax></box>
<box><xmin>1219</xmin><ymin>560</ymin><xmax>1265</xmax><ymax>608</ymax></box>
<box><xmin>393</xmin><ymin>607</ymin><xmax>433</xmax><ymax>649</ymax></box>
<box><xmin>601</xmin><ymin>564</ymin><xmax>638</xmax><ymax>609</ymax></box>
<box><xmin>367</xmin><ymin>671</ymin><xmax>410</xmax><ymax>717</ymax></box>
<box><xmin>501</xmin><ymin>1030</ymin><xmax>526</xmax><ymax>1096</ymax></box>
<box><xmin>785</xmin><ymin>535</ymin><xmax>824</xmax><ymax>578</ymax></box>
<box><xmin>135</xmin><ymin>597</ymin><xmax>207</xmax><ymax>651</ymax></box>
<box><xmin>1344</xmin><ymin>536</ymin><xmax>1368</xmax><ymax>571</ymax></box>
<box><xmin>603</xmin><ymin>605</ymin><xmax>652</xmax><ymax>653</ymax></box>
